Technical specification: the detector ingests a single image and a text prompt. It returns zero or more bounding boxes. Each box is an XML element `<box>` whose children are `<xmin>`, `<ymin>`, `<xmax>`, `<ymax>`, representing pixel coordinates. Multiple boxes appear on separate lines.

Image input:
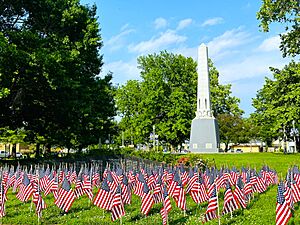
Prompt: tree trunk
<box><xmin>36</xmin><ymin>143</ymin><xmax>40</xmax><ymax>158</ymax></box>
<box><xmin>225</xmin><ymin>142</ymin><xmax>229</xmax><ymax>152</ymax></box>
<box><xmin>12</xmin><ymin>144</ymin><xmax>17</xmax><ymax>158</ymax></box>
<box><xmin>45</xmin><ymin>143</ymin><xmax>51</xmax><ymax>154</ymax></box>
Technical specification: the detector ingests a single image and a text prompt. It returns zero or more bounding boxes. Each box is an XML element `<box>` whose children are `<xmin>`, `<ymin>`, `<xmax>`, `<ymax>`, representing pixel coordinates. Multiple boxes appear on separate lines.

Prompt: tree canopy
<box><xmin>0</xmin><ymin>0</ymin><xmax>115</xmax><ymax>152</ymax></box>
<box><xmin>116</xmin><ymin>51</ymin><xmax>242</xmax><ymax>148</ymax></box>
<box><xmin>252</xmin><ymin>61</ymin><xmax>300</xmax><ymax>144</ymax></box>
<box><xmin>257</xmin><ymin>0</ymin><xmax>300</xmax><ymax>57</ymax></box>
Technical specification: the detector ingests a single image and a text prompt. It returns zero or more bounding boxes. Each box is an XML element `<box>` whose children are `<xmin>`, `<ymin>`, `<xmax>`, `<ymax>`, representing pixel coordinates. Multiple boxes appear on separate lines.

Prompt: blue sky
<box><xmin>81</xmin><ymin>0</ymin><xmax>289</xmax><ymax>116</ymax></box>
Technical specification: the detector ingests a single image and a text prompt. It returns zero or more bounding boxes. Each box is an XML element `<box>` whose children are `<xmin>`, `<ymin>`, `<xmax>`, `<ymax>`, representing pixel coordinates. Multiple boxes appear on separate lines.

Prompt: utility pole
<box><xmin>153</xmin><ymin>125</ymin><xmax>155</xmax><ymax>151</ymax></box>
<box><xmin>283</xmin><ymin>125</ymin><xmax>287</xmax><ymax>154</ymax></box>
<box><xmin>293</xmin><ymin>120</ymin><xmax>297</xmax><ymax>153</ymax></box>
<box><xmin>98</xmin><ymin>138</ymin><xmax>101</xmax><ymax>150</ymax></box>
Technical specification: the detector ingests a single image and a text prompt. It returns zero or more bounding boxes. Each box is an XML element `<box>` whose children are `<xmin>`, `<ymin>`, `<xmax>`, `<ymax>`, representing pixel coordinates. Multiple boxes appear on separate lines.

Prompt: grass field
<box><xmin>1</xmin><ymin>153</ymin><xmax>299</xmax><ymax>225</ymax></box>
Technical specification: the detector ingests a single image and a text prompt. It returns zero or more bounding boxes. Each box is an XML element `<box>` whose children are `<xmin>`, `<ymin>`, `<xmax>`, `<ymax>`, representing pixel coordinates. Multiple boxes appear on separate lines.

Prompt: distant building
<box><xmin>0</xmin><ymin>143</ymin><xmax>30</xmax><ymax>154</ymax></box>
<box><xmin>230</xmin><ymin>144</ymin><xmax>261</xmax><ymax>153</ymax></box>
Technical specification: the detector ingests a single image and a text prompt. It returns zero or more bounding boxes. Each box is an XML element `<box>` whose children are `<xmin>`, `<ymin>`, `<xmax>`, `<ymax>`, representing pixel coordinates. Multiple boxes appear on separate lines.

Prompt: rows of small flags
<box><xmin>276</xmin><ymin>166</ymin><xmax>300</xmax><ymax>225</ymax></box>
<box><xmin>0</xmin><ymin>162</ymin><xmax>278</xmax><ymax>224</ymax></box>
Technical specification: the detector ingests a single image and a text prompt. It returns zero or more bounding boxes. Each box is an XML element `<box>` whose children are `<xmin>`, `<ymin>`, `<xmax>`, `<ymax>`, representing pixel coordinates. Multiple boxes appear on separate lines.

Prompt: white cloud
<box><xmin>128</xmin><ymin>30</ymin><xmax>187</xmax><ymax>54</ymax></box>
<box><xmin>201</xmin><ymin>17</ymin><xmax>224</xmax><ymax>27</ymax></box>
<box><xmin>154</xmin><ymin>17</ymin><xmax>168</xmax><ymax>29</ymax></box>
<box><xmin>105</xmin><ymin>28</ymin><xmax>135</xmax><ymax>51</ymax></box>
<box><xmin>256</xmin><ymin>35</ymin><xmax>281</xmax><ymax>52</ymax></box>
<box><xmin>120</xmin><ymin>23</ymin><xmax>130</xmax><ymax>31</ymax></box>
<box><xmin>207</xmin><ymin>27</ymin><xmax>254</xmax><ymax>60</ymax></box>
<box><xmin>176</xmin><ymin>18</ymin><xmax>193</xmax><ymax>30</ymax></box>
<box><xmin>172</xmin><ymin>46</ymin><xmax>197</xmax><ymax>59</ymax></box>
<box><xmin>217</xmin><ymin>51</ymin><xmax>288</xmax><ymax>83</ymax></box>
<box><xmin>102</xmin><ymin>60</ymin><xmax>140</xmax><ymax>84</ymax></box>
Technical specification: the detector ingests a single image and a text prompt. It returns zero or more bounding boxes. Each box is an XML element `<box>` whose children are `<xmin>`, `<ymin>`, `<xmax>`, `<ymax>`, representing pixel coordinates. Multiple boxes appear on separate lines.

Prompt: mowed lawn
<box><xmin>1</xmin><ymin>153</ymin><xmax>300</xmax><ymax>225</ymax></box>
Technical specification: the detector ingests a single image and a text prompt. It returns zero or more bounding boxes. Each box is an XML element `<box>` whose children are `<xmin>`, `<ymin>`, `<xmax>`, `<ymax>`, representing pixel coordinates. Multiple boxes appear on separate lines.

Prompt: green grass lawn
<box><xmin>1</xmin><ymin>153</ymin><xmax>299</xmax><ymax>224</ymax></box>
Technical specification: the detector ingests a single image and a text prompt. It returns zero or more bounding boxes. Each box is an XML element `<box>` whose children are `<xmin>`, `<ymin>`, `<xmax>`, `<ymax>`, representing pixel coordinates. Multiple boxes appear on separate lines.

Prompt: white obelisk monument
<box><xmin>190</xmin><ymin>44</ymin><xmax>220</xmax><ymax>153</ymax></box>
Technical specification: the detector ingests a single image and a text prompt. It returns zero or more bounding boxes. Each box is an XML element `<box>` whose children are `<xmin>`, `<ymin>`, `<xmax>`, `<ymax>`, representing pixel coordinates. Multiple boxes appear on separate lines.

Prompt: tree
<box><xmin>0</xmin><ymin>0</ymin><xmax>116</xmax><ymax>153</ymax></box>
<box><xmin>217</xmin><ymin>114</ymin><xmax>250</xmax><ymax>151</ymax></box>
<box><xmin>257</xmin><ymin>0</ymin><xmax>300</xmax><ymax>57</ymax></box>
<box><xmin>252</xmin><ymin>61</ymin><xmax>300</xmax><ymax>148</ymax></box>
<box><xmin>116</xmin><ymin>51</ymin><xmax>242</xmax><ymax>148</ymax></box>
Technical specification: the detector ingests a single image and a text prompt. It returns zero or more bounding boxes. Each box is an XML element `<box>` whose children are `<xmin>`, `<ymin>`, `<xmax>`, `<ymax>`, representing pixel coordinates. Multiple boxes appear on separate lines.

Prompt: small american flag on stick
<box><xmin>54</xmin><ymin>178</ymin><xmax>75</xmax><ymax>213</ymax></box>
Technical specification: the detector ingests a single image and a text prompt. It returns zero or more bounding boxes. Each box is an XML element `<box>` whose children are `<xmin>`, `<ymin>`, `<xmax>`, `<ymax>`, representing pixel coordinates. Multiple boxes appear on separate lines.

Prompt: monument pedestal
<box><xmin>190</xmin><ymin>117</ymin><xmax>219</xmax><ymax>153</ymax></box>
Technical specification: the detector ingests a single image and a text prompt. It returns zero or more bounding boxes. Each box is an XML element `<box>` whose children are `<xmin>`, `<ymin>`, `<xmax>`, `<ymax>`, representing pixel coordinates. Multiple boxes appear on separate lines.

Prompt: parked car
<box><xmin>0</xmin><ymin>150</ymin><xmax>10</xmax><ymax>159</ymax></box>
<box><xmin>236</xmin><ymin>149</ymin><xmax>243</xmax><ymax>153</ymax></box>
<box><xmin>15</xmin><ymin>152</ymin><xmax>23</xmax><ymax>158</ymax></box>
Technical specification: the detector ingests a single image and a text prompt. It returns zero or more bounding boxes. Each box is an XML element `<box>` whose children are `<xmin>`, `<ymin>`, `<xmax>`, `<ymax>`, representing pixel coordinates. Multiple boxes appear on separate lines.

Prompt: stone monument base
<box><xmin>189</xmin><ymin>117</ymin><xmax>219</xmax><ymax>153</ymax></box>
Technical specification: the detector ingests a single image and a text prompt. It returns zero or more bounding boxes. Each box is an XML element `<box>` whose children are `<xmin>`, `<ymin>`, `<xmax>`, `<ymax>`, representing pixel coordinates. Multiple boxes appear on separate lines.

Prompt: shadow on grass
<box><xmin>169</xmin><ymin>215</ymin><xmax>189</xmax><ymax>225</ymax></box>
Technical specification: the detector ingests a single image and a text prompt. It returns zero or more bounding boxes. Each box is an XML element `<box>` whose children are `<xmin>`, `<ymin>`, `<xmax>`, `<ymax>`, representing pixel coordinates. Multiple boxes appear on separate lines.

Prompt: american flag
<box><xmin>276</xmin><ymin>182</ymin><xmax>292</xmax><ymax>225</ymax></box>
<box><xmin>83</xmin><ymin>174</ymin><xmax>93</xmax><ymax>201</ymax></box>
<box><xmin>0</xmin><ymin>179</ymin><xmax>6</xmax><ymax>217</ymax></box>
<box><xmin>39</xmin><ymin>169</ymin><xmax>49</xmax><ymax>192</ymax></box>
<box><xmin>168</xmin><ymin>171</ymin><xmax>181</xmax><ymax>198</ymax></box>
<box><xmin>207</xmin><ymin>174</ymin><xmax>216</xmax><ymax>197</ymax></box>
<box><xmin>58</xmin><ymin>169</ymin><xmax>64</xmax><ymax>184</ymax></box>
<box><xmin>16</xmin><ymin>173</ymin><xmax>33</xmax><ymax>202</ymax></box>
<box><xmin>244</xmin><ymin>172</ymin><xmax>252</xmax><ymax>198</ymax></box>
<box><xmin>32</xmin><ymin>185</ymin><xmax>47</xmax><ymax>218</ymax></box>
<box><xmin>222</xmin><ymin>181</ymin><xmax>239</xmax><ymax>215</ymax></box>
<box><xmin>127</xmin><ymin>170</ymin><xmax>135</xmax><ymax>190</ymax></box>
<box><xmin>283</xmin><ymin>181</ymin><xmax>293</xmax><ymax>209</ymax></box>
<box><xmin>190</xmin><ymin>176</ymin><xmax>208</xmax><ymax>204</ymax></box>
<box><xmin>186</xmin><ymin>168</ymin><xmax>197</xmax><ymax>193</ymax></box>
<box><xmin>134</xmin><ymin>172</ymin><xmax>145</xmax><ymax>197</ymax></box>
<box><xmin>215</xmin><ymin>171</ymin><xmax>226</xmax><ymax>190</ymax></box>
<box><xmin>74</xmin><ymin>173</ymin><xmax>84</xmax><ymax>198</ymax></box>
<box><xmin>153</xmin><ymin>176</ymin><xmax>163</xmax><ymax>203</ymax></box>
<box><xmin>173</xmin><ymin>181</ymin><xmax>186</xmax><ymax>211</ymax></box>
<box><xmin>203</xmin><ymin>185</ymin><xmax>218</xmax><ymax>223</ymax></box>
<box><xmin>230</xmin><ymin>167</ymin><xmax>239</xmax><ymax>186</ymax></box>
<box><xmin>147</xmin><ymin>172</ymin><xmax>155</xmax><ymax>190</ymax></box>
<box><xmin>179</xmin><ymin>165</ymin><xmax>188</xmax><ymax>186</ymax></box>
<box><xmin>293</xmin><ymin>166</ymin><xmax>300</xmax><ymax>185</ymax></box>
<box><xmin>13</xmin><ymin>171</ymin><xmax>23</xmax><ymax>192</ymax></box>
<box><xmin>251</xmin><ymin>172</ymin><xmax>267</xmax><ymax>194</ymax></box>
<box><xmin>111</xmin><ymin>185</ymin><xmax>125</xmax><ymax>221</ymax></box>
<box><xmin>92</xmin><ymin>170</ymin><xmax>100</xmax><ymax>187</ymax></box>
<box><xmin>141</xmin><ymin>182</ymin><xmax>154</xmax><ymax>215</ymax></box>
<box><xmin>94</xmin><ymin>179</ymin><xmax>113</xmax><ymax>210</ymax></box>
<box><xmin>160</xmin><ymin>185</ymin><xmax>172</xmax><ymax>225</ymax></box>
<box><xmin>120</xmin><ymin>175</ymin><xmax>131</xmax><ymax>205</ymax></box>
<box><xmin>233</xmin><ymin>177</ymin><xmax>246</xmax><ymax>208</ymax></box>
<box><xmin>291</xmin><ymin>178</ymin><xmax>300</xmax><ymax>203</ymax></box>
<box><xmin>107</xmin><ymin>171</ymin><xmax>118</xmax><ymax>194</ymax></box>
<box><xmin>54</xmin><ymin>178</ymin><xmax>75</xmax><ymax>213</ymax></box>
<box><xmin>44</xmin><ymin>173</ymin><xmax>58</xmax><ymax>200</ymax></box>
<box><xmin>8</xmin><ymin>170</ymin><xmax>16</xmax><ymax>188</ymax></box>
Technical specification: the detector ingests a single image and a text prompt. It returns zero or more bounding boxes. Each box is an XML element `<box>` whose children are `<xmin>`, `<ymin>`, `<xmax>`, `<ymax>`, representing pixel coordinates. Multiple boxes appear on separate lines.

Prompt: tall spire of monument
<box><xmin>196</xmin><ymin>44</ymin><xmax>213</xmax><ymax>118</ymax></box>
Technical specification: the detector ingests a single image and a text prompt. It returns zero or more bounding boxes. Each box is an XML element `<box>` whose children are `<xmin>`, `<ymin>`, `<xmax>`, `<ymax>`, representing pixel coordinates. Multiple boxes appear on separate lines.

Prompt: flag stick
<box><xmin>161</xmin><ymin>184</ymin><xmax>168</xmax><ymax>225</ymax></box>
<box><xmin>216</xmin><ymin>186</ymin><xmax>221</xmax><ymax>225</ymax></box>
<box><xmin>30</xmin><ymin>196</ymin><xmax>33</xmax><ymax>212</ymax></box>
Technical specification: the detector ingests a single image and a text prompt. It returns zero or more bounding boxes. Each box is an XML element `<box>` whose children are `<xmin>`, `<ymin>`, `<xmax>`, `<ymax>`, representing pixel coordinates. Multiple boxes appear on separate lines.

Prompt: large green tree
<box><xmin>257</xmin><ymin>0</ymin><xmax>300</xmax><ymax>57</ymax></box>
<box><xmin>116</xmin><ymin>51</ymin><xmax>242</xmax><ymax>148</ymax></box>
<box><xmin>252</xmin><ymin>61</ymin><xmax>300</xmax><ymax>147</ymax></box>
<box><xmin>0</xmin><ymin>0</ymin><xmax>115</xmax><ymax>153</ymax></box>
